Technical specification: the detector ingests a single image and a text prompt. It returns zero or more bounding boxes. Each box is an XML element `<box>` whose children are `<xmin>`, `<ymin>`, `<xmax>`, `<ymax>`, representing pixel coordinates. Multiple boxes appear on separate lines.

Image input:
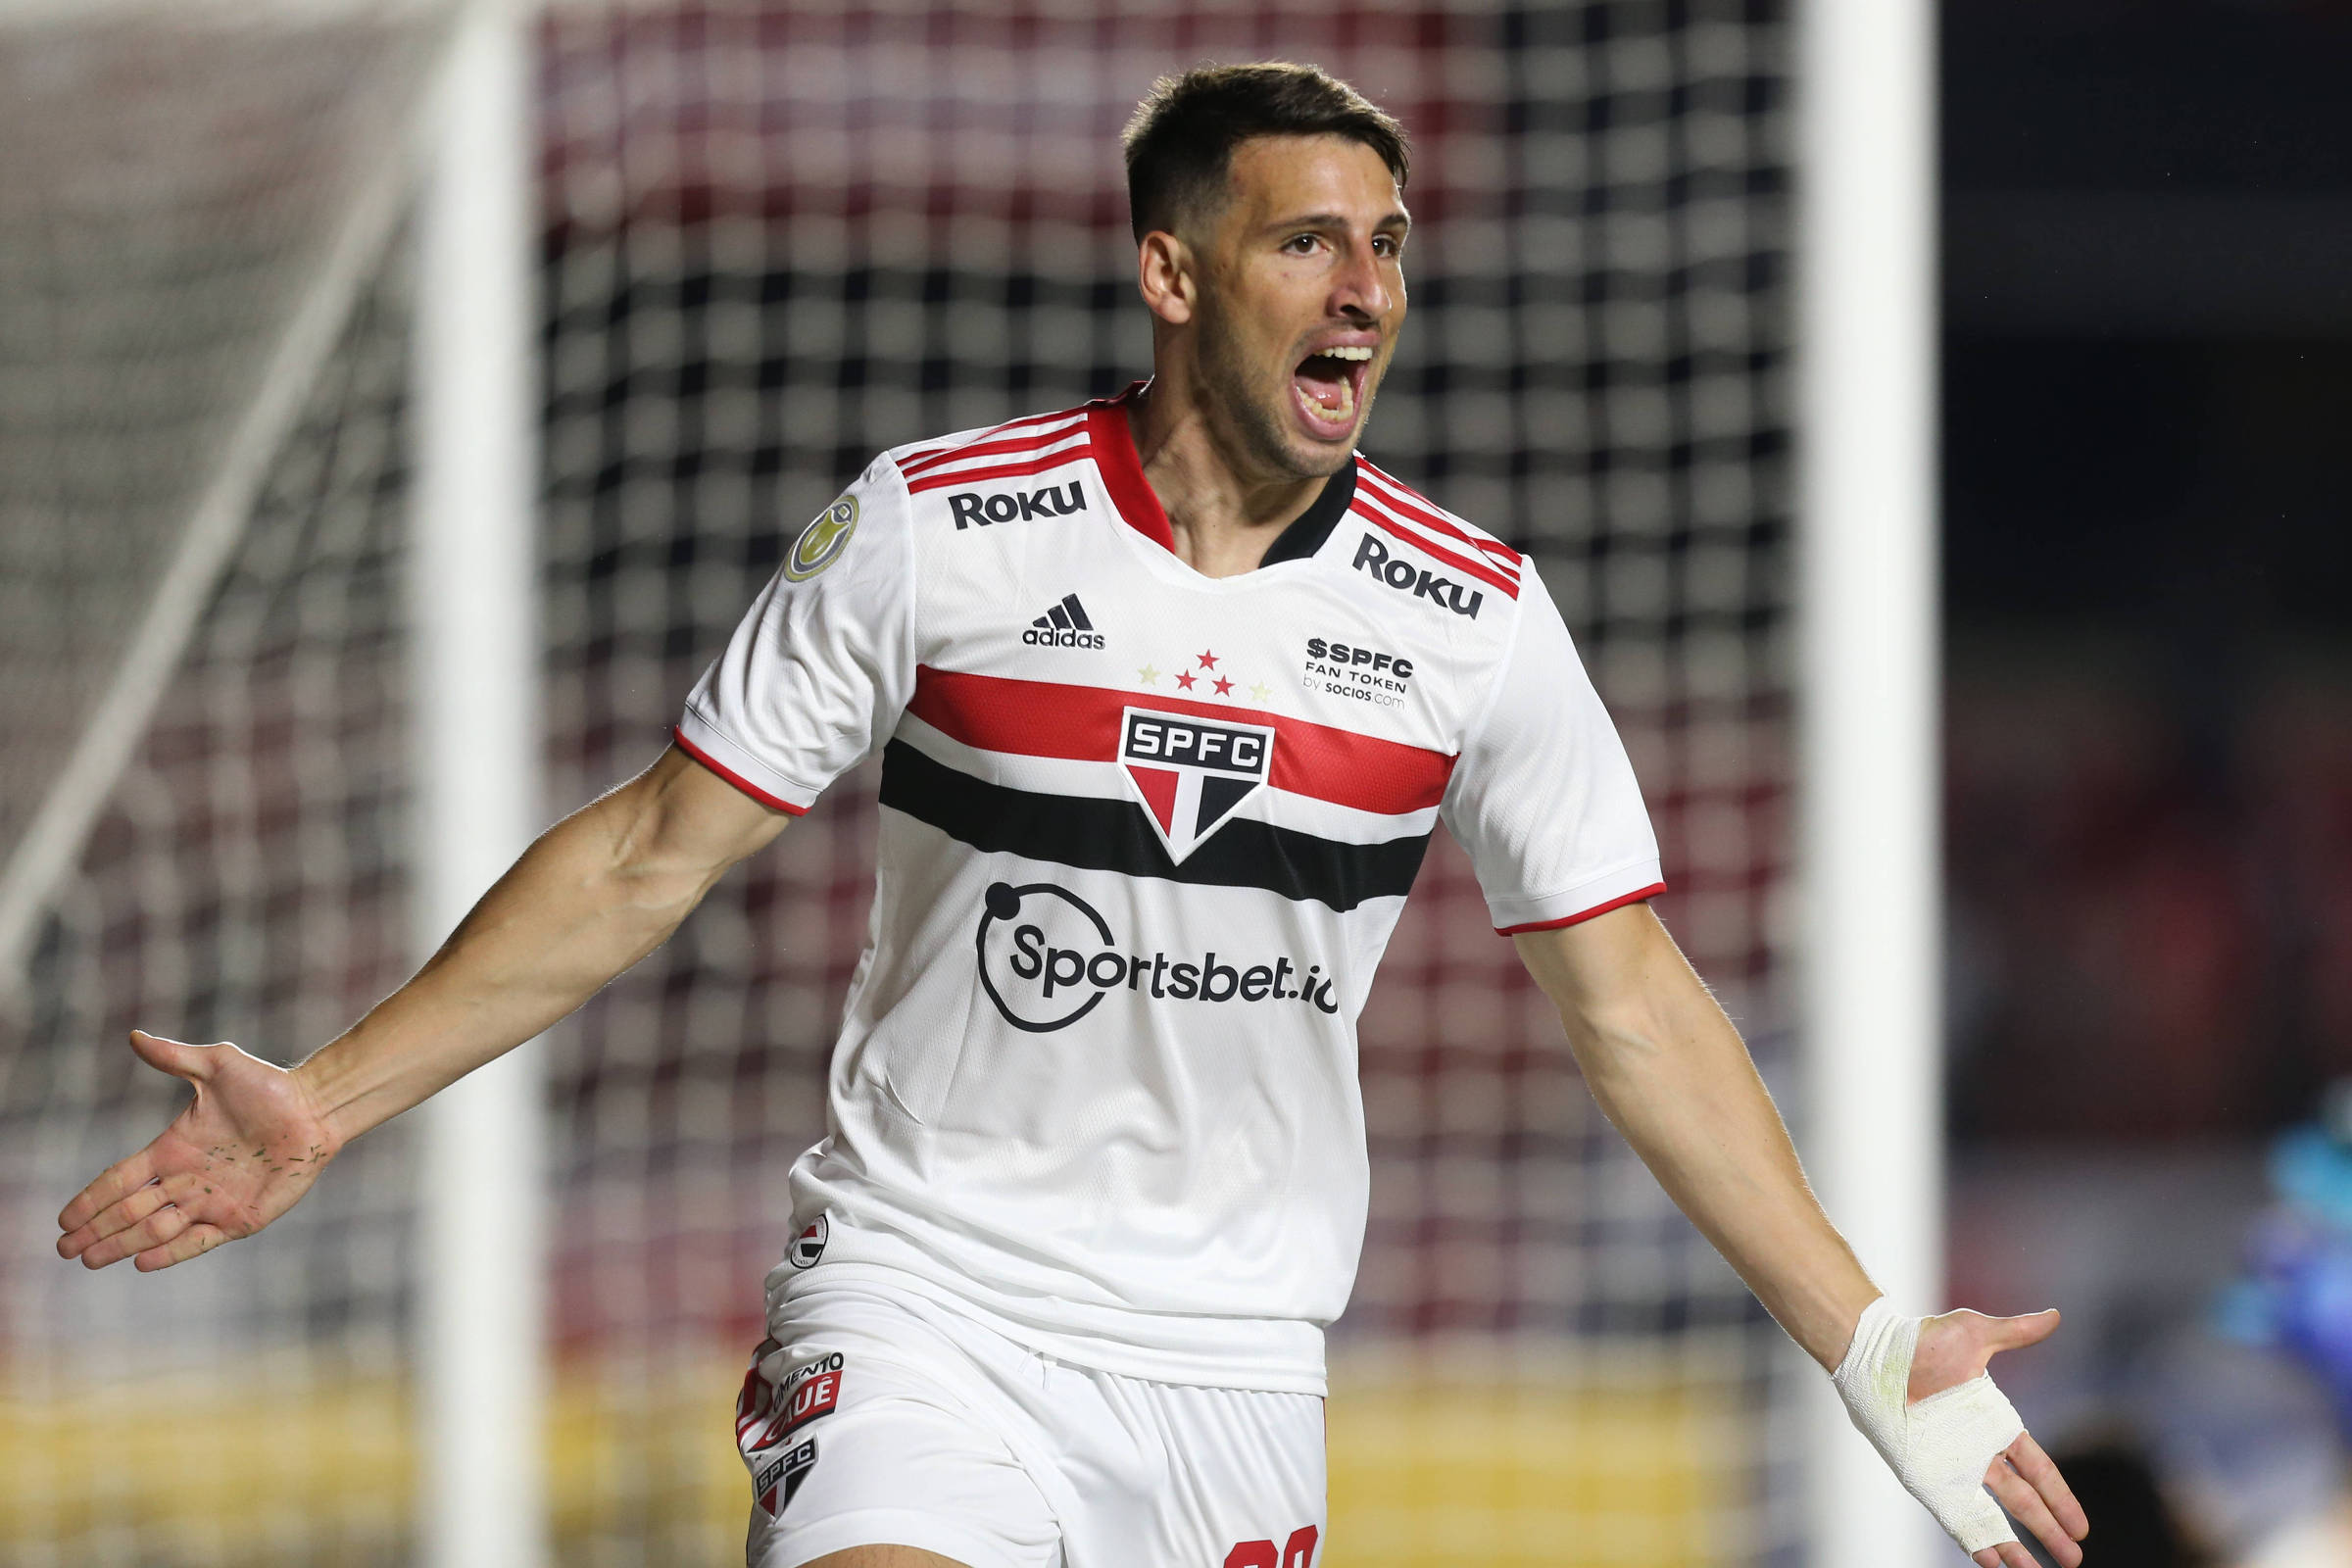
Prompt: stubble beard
<box><xmin>1191</xmin><ymin>298</ymin><xmax>1354</xmax><ymax>484</ymax></box>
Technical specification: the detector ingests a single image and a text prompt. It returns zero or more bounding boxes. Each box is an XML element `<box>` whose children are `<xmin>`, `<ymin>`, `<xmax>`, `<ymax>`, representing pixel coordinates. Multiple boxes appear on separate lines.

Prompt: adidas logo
<box><xmin>1022</xmin><ymin>593</ymin><xmax>1105</xmax><ymax>651</ymax></box>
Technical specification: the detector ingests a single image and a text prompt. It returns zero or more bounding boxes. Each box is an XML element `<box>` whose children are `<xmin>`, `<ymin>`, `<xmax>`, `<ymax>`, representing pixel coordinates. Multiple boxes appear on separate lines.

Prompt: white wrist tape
<box><xmin>1831</xmin><ymin>1298</ymin><xmax>2025</xmax><ymax>1555</ymax></box>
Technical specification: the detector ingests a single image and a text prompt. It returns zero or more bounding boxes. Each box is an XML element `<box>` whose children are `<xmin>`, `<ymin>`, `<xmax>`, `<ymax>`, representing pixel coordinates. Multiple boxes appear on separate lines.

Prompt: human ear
<box><xmin>1137</xmin><ymin>230</ymin><xmax>1197</xmax><ymax>326</ymax></box>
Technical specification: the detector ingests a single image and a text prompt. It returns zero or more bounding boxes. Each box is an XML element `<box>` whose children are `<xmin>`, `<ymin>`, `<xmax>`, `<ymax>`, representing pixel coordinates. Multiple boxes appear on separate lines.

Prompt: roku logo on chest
<box><xmin>1350</xmin><ymin>534</ymin><xmax>1485</xmax><ymax>618</ymax></box>
<box><xmin>948</xmin><ymin>481</ymin><xmax>1089</xmax><ymax>529</ymax></box>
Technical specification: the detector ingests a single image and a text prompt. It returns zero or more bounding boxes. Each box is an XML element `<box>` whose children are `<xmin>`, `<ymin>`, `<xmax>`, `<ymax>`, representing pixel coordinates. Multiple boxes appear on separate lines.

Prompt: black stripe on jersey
<box><xmin>1258</xmin><ymin>459</ymin><xmax>1356</xmax><ymax>567</ymax></box>
<box><xmin>878</xmin><ymin>739</ymin><xmax>1430</xmax><ymax>911</ymax></box>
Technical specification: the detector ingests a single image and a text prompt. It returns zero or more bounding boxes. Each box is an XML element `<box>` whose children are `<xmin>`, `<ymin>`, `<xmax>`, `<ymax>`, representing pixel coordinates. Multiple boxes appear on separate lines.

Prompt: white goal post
<box><xmin>1796</xmin><ymin>0</ymin><xmax>1944</xmax><ymax>1564</ymax></box>
<box><xmin>0</xmin><ymin>1</ymin><xmax>548</xmax><ymax>1563</ymax></box>
<box><xmin>410</xmin><ymin>3</ymin><xmax>547</xmax><ymax>1567</ymax></box>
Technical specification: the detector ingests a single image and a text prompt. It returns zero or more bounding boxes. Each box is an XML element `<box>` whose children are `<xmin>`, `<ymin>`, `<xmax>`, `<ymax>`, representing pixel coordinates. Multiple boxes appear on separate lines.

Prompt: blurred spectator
<box><xmin>1946</xmin><ymin>674</ymin><xmax>2352</xmax><ymax>1142</ymax></box>
<box><xmin>2215</xmin><ymin>1096</ymin><xmax>2352</xmax><ymax>1566</ymax></box>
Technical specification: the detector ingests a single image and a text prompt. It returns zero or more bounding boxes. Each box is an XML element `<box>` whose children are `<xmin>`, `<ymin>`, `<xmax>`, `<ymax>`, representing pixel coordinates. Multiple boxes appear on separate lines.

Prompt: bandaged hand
<box><xmin>1832</xmin><ymin>1298</ymin><xmax>2089</xmax><ymax>1567</ymax></box>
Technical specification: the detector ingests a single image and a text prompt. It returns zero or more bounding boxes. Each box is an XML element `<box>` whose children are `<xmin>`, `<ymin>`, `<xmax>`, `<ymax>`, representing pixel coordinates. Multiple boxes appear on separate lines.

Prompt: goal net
<box><xmin>0</xmin><ymin>2</ymin><xmax>1795</xmax><ymax>1565</ymax></box>
<box><xmin>0</xmin><ymin>6</ymin><xmax>449</xmax><ymax>1566</ymax></box>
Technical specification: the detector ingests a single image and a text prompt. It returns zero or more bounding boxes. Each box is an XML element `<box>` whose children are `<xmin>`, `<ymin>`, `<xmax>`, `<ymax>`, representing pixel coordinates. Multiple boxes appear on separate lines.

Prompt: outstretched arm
<box><xmin>57</xmin><ymin>743</ymin><xmax>786</xmax><ymax>1272</ymax></box>
<box><xmin>1514</xmin><ymin>902</ymin><xmax>2088</xmax><ymax>1568</ymax></box>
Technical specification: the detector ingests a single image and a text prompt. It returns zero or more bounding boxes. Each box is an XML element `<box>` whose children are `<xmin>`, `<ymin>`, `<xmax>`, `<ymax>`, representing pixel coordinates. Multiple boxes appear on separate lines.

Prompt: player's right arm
<box><xmin>55</xmin><ymin>742</ymin><xmax>788</xmax><ymax>1273</ymax></box>
<box><xmin>62</xmin><ymin>452</ymin><xmax>914</xmax><ymax>1274</ymax></box>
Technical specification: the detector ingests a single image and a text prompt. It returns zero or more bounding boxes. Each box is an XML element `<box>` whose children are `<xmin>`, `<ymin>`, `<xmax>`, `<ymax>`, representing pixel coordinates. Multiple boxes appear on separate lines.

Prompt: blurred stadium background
<box><xmin>0</xmin><ymin>0</ymin><xmax>2344</xmax><ymax>1565</ymax></box>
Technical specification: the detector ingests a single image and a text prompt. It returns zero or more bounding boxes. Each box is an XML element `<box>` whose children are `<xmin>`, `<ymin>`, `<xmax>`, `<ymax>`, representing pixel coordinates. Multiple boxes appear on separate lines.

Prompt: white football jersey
<box><xmin>678</xmin><ymin>387</ymin><xmax>1663</xmax><ymax>1395</ymax></box>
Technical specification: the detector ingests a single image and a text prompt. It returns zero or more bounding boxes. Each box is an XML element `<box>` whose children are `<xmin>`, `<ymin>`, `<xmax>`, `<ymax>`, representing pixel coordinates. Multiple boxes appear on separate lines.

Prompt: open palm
<box><xmin>1908</xmin><ymin>1307</ymin><xmax>2090</xmax><ymax>1568</ymax></box>
<box><xmin>56</xmin><ymin>1031</ymin><xmax>341</xmax><ymax>1272</ymax></box>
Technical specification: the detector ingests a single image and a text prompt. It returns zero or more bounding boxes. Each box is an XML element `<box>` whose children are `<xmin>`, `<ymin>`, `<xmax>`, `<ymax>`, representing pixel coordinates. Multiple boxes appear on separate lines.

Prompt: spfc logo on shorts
<box><xmin>788</xmin><ymin>1212</ymin><xmax>828</xmax><ymax>1269</ymax></box>
<box><xmin>752</xmin><ymin>1437</ymin><xmax>817</xmax><ymax>1518</ymax></box>
<box><xmin>1119</xmin><ymin>709</ymin><xmax>1274</xmax><ymax>863</ymax></box>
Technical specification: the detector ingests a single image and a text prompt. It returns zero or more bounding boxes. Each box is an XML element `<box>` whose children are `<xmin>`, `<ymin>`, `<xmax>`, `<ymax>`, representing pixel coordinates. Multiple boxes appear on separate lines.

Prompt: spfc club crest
<box><xmin>752</xmin><ymin>1437</ymin><xmax>818</xmax><ymax>1518</ymax></box>
<box><xmin>1119</xmin><ymin>708</ymin><xmax>1274</xmax><ymax>862</ymax></box>
<box><xmin>788</xmin><ymin>1213</ymin><xmax>828</xmax><ymax>1269</ymax></box>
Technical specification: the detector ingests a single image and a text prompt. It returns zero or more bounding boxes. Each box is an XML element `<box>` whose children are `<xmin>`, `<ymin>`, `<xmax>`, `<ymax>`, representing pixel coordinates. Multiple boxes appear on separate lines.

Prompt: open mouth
<box><xmin>1291</xmin><ymin>345</ymin><xmax>1372</xmax><ymax>438</ymax></box>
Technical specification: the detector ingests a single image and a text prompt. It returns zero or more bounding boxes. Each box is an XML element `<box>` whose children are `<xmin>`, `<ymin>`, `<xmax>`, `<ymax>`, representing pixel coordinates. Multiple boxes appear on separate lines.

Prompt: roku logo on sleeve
<box><xmin>948</xmin><ymin>480</ymin><xmax>1089</xmax><ymax>528</ymax></box>
<box><xmin>1349</xmin><ymin>533</ymin><xmax>1484</xmax><ymax>618</ymax></box>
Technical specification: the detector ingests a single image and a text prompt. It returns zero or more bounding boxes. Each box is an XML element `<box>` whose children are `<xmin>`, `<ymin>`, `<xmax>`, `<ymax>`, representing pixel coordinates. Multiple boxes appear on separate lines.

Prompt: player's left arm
<box><xmin>1513</xmin><ymin>902</ymin><xmax>2089</xmax><ymax>1568</ymax></box>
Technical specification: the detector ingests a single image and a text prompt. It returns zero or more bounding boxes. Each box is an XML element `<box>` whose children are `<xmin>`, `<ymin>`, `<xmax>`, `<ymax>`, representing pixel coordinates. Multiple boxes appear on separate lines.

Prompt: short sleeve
<box><xmin>1441</xmin><ymin>562</ymin><xmax>1665</xmax><ymax>934</ymax></box>
<box><xmin>674</xmin><ymin>456</ymin><xmax>916</xmax><ymax>813</ymax></box>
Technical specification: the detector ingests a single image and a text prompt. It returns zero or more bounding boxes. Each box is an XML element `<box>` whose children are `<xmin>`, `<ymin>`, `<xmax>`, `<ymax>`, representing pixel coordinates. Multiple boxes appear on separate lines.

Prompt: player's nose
<box><xmin>1328</xmin><ymin>243</ymin><xmax>1394</xmax><ymax>321</ymax></box>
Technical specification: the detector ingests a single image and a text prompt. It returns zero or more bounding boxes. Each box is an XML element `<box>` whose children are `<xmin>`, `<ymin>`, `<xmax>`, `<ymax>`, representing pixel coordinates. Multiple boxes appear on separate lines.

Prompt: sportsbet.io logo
<box><xmin>976</xmin><ymin>882</ymin><xmax>1339</xmax><ymax>1034</ymax></box>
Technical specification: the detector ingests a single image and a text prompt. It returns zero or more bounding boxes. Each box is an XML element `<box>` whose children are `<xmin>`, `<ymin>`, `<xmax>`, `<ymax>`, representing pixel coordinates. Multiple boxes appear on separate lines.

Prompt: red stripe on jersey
<box><xmin>1085</xmin><ymin>388</ymin><xmax>1177</xmax><ymax>552</ymax></box>
<box><xmin>906</xmin><ymin>665</ymin><xmax>1453</xmax><ymax>817</ymax></box>
<box><xmin>897</xmin><ymin>418</ymin><xmax>1085</xmax><ymax>481</ymax></box>
<box><xmin>899</xmin><ymin>430</ymin><xmax>1082</xmax><ymax>483</ymax></box>
<box><xmin>904</xmin><ymin>446</ymin><xmax>1093</xmax><ymax>495</ymax></box>
<box><xmin>1494</xmin><ymin>882</ymin><xmax>1665</xmax><ymax>936</ymax></box>
<box><xmin>1356</xmin><ymin>462</ymin><xmax>1525</xmax><ymax>570</ymax></box>
<box><xmin>897</xmin><ymin>411</ymin><xmax>1086</xmax><ymax>477</ymax></box>
<box><xmin>1350</xmin><ymin>498</ymin><xmax>1524</xmax><ymax>599</ymax></box>
<box><xmin>672</xmin><ymin>725</ymin><xmax>810</xmax><ymax>815</ymax></box>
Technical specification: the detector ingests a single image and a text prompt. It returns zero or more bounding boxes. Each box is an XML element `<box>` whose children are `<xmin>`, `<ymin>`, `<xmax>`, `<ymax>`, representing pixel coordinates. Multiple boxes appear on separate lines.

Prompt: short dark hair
<box><xmin>1121</xmin><ymin>63</ymin><xmax>1410</xmax><ymax>242</ymax></box>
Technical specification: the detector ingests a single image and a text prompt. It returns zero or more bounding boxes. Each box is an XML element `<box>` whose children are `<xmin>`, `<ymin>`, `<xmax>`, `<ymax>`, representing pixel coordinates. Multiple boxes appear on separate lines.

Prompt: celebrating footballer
<box><xmin>59</xmin><ymin>63</ymin><xmax>2088</xmax><ymax>1568</ymax></box>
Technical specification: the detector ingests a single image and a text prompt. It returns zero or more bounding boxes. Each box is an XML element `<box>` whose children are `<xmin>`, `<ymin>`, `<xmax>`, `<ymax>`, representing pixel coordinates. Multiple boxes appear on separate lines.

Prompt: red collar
<box><xmin>1086</xmin><ymin>380</ymin><xmax>1359</xmax><ymax>567</ymax></box>
<box><xmin>1084</xmin><ymin>381</ymin><xmax>1176</xmax><ymax>553</ymax></box>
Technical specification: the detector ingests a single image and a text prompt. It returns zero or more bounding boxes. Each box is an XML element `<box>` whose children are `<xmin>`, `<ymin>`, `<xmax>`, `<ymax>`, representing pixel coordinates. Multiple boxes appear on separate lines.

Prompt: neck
<box><xmin>1129</xmin><ymin>363</ymin><xmax>1334</xmax><ymax>579</ymax></box>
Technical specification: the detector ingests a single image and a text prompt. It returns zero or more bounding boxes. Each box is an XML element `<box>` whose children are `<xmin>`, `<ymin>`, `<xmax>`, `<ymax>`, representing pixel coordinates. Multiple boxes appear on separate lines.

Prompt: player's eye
<box><xmin>1282</xmin><ymin>234</ymin><xmax>1322</xmax><ymax>255</ymax></box>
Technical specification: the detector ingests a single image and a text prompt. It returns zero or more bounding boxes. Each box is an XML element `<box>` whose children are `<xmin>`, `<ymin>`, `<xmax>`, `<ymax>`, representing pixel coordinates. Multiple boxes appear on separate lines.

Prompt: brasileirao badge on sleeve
<box><xmin>783</xmin><ymin>494</ymin><xmax>858</xmax><ymax>581</ymax></box>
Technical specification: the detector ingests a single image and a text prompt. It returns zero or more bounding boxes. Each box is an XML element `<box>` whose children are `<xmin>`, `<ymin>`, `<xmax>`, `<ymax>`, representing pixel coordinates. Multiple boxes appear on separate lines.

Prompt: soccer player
<box><xmin>58</xmin><ymin>64</ymin><xmax>2086</xmax><ymax>1568</ymax></box>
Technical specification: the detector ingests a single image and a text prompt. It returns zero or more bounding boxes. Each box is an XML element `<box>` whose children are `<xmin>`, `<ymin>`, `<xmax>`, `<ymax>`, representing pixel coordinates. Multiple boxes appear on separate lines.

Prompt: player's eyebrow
<box><xmin>1261</xmin><ymin>209</ymin><xmax>1413</xmax><ymax>238</ymax></box>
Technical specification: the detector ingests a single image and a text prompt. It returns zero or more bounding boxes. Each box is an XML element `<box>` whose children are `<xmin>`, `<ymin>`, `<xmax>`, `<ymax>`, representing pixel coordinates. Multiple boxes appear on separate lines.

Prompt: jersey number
<box><xmin>1225</xmin><ymin>1525</ymin><xmax>1317</xmax><ymax>1568</ymax></box>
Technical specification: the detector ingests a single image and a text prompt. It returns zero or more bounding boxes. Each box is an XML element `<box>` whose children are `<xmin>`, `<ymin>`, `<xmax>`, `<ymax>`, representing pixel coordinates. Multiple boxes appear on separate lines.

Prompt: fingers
<box><xmin>135</xmin><ymin>1222</ymin><xmax>227</xmax><ymax>1272</ymax></box>
<box><xmin>1984</xmin><ymin>1307</ymin><xmax>2061</xmax><ymax>1353</ymax></box>
<box><xmin>58</xmin><ymin>1177</ymin><xmax>172</xmax><ymax>1260</ymax></box>
<box><xmin>59</xmin><ymin>1033</ymin><xmax>233</xmax><ymax>1255</ymax></box>
<box><xmin>1986</xmin><ymin>1450</ymin><xmax>2082</xmax><ymax>1568</ymax></box>
<box><xmin>64</xmin><ymin>1172</ymin><xmax>243</xmax><ymax>1270</ymax></box>
<box><xmin>2006</xmin><ymin>1432</ymin><xmax>2089</xmax><ymax>1544</ymax></box>
<box><xmin>128</xmin><ymin>1029</ymin><xmax>218</xmax><ymax>1083</ymax></box>
<box><xmin>57</xmin><ymin>1149</ymin><xmax>157</xmax><ymax>1237</ymax></box>
<box><xmin>69</xmin><ymin>1185</ymin><xmax>201</xmax><ymax>1270</ymax></box>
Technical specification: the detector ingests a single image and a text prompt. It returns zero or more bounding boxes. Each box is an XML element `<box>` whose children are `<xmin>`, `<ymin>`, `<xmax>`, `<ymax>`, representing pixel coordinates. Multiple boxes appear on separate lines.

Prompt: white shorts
<box><xmin>734</xmin><ymin>1278</ymin><xmax>1327</xmax><ymax>1568</ymax></box>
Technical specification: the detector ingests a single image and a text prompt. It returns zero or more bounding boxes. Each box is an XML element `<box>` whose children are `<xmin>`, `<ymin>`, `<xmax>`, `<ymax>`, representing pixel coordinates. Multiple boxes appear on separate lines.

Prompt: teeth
<box><xmin>1316</xmin><ymin>346</ymin><xmax>1373</xmax><ymax>361</ymax></box>
<box><xmin>1299</xmin><ymin>370</ymin><xmax>1356</xmax><ymax>422</ymax></box>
